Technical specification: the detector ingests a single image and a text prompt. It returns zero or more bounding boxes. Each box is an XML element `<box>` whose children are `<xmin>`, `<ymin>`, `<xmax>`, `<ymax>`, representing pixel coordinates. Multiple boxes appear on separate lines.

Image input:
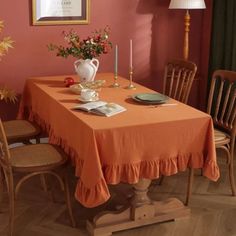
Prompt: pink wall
<box><xmin>0</xmin><ymin>0</ymin><xmax>210</xmax><ymax>120</ymax></box>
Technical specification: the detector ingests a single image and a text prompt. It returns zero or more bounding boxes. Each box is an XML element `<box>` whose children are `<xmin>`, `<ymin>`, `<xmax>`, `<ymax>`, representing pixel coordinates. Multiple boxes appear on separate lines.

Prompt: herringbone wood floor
<box><xmin>0</xmin><ymin>149</ymin><xmax>236</xmax><ymax>236</ymax></box>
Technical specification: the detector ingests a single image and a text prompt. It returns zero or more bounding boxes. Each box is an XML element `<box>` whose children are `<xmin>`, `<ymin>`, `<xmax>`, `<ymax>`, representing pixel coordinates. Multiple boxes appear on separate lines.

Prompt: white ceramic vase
<box><xmin>74</xmin><ymin>58</ymin><xmax>99</xmax><ymax>83</ymax></box>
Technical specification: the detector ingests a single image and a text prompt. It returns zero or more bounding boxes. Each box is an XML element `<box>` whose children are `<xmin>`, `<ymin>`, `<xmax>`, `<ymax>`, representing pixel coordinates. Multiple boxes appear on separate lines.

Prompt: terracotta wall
<box><xmin>0</xmin><ymin>0</ymin><xmax>211</xmax><ymax>120</ymax></box>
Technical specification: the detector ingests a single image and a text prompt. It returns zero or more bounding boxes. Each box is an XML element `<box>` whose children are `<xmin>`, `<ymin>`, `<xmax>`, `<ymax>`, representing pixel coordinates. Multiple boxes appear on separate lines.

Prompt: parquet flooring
<box><xmin>0</xmin><ymin>148</ymin><xmax>236</xmax><ymax>236</ymax></box>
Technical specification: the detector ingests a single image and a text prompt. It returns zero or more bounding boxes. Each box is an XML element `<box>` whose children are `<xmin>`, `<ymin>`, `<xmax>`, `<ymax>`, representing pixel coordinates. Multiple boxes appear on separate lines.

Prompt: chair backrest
<box><xmin>0</xmin><ymin>119</ymin><xmax>11</xmax><ymax>172</ymax></box>
<box><xmin>207</xmin><ymin>70</ymin><xmax>236</xmax><ymax>136</ymax></box>
<box><xmin>163</xmin><ymin>59</ymin><xmax>197</xmax><ymax>104</ymax></box>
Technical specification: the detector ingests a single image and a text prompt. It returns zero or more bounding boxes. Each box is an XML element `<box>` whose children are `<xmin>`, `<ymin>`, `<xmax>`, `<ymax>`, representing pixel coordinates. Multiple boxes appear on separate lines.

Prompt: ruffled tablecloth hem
<box><xmin>74</xmin><ymin>155</ymin><xmax>219</xmax><ymax>208</ymax></box>
<box><xmin>101</xmin><ymin>154</ymin><xmax>220</xmax><ymax>184</ymax></box>
<box><xmin>75</xmin><ymin>177</ymin><xmax>111</xmax><ymax>208</ymax></box>
<box><xmin>21</xmin><ymin>110</ymin><xmax>220</xmax><ymax>208</ymax></box>
<box><xmin>203</xmin><ymin>160</ymin><xmax>220</xmax><ymax>181</ymax></box>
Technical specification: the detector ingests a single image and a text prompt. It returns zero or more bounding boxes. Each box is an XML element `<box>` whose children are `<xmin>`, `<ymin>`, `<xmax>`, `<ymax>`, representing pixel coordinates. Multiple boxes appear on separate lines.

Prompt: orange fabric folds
<box><xmin>18</xmin><ymin>73</ymin><xmax>220</xmax><ymax>208</ymax></box>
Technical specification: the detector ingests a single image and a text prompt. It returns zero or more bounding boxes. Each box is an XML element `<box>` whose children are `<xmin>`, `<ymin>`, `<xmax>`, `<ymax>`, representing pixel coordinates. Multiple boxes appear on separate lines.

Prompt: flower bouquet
<box><xmin>48</xmin><ymin>26</ymin><xmax>112</xmax><ymax>60</ymax></box>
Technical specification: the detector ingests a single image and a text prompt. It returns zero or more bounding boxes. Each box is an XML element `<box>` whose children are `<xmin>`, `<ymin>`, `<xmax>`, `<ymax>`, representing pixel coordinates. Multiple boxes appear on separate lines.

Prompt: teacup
<box><xmin>80</xmin><ymin>89</ymin><xmax>98</xmax><ymax>101</ymax></box>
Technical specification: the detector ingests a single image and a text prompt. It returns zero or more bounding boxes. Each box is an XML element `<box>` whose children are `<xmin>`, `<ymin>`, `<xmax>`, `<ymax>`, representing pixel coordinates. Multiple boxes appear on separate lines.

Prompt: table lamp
<box><xmin>169</xmin><ymin>0</ymin><xmax>206</xmax><ymax>60</ymax></box>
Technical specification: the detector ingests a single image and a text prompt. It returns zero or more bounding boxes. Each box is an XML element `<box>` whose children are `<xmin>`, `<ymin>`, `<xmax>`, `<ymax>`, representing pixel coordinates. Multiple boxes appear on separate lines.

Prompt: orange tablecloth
<box><xmin>18</xmin><ymin>73</ymin><xmax>219</xmax><ymax>207</ymax></box>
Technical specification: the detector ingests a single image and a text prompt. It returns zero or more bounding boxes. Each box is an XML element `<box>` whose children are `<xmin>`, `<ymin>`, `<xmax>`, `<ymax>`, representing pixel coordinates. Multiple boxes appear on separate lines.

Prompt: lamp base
<box><xmin>183</xmin><ymin>10</ymin><xmax>190</xmax><ymax>60</ymax></box>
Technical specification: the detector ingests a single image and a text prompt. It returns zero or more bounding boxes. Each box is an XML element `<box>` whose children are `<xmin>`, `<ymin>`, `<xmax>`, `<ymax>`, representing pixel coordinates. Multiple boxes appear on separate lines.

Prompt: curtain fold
<box><xmin>208</xmin><ymin>0</ymin><xmax>236</xmax><ymax>89</ymax></box>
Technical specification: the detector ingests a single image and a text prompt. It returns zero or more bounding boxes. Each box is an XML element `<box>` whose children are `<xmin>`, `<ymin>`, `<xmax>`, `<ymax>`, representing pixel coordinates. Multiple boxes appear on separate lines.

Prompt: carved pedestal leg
<box><xmin>87</xmin><ymin>178</ymin><xmax>190</xmax><ymax>236</ymax></box>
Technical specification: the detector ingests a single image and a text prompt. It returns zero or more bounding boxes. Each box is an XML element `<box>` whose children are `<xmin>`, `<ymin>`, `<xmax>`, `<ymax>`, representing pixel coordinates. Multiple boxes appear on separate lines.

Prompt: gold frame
<box><xmin>32</xmin><ymin>0</ymin><xmax>90</xmax><ymax>25</ymax></box>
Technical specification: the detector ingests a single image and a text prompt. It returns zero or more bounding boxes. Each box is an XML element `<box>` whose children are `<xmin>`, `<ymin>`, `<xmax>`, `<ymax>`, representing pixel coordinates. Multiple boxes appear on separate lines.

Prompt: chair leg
<box><xmin>0</xmin><ymin>167</ymin><xmax>4</xmax><ymax>203</ymax></box>
<box><xmin>40</xmin><ymin>174</ymin><xmax>56</xmax><ymax>202</ymax></box>
<box><xmin>8</xmin><ymin>173</ymin><xmax>15</xmax><ymax>236</ymax></box>
<box><xmin>158</xmin><ymin>175</ymin><xmax>165</xmax><ymax>185</ymax></box>
<box><xmin>36</xmin><ymin>136</ymin><xmax>40</xmax><ymax>144</ymax></box>
<box><xmin>39</xmin><ymin>174</ymin><xmax>56</xmax><ymax>203</ymax></box>
<box><xmin>229</xmin><ymin>155</ymin><xmax>236</xmax><ymax>196</ymax></box>
<box><xmin>200</xmin><ymin>169</ymin><xmax>203</xmax><ymax>176</ymax></box>
<box><xmin>22</xmin><ymin>141</ymin><xmax>32</xmax><ymax>145</ymax></box>
<box><xmin>185</xmin><ymin>167</ymin><xmax>194</xmax><ymax>206</ymax></box>
<box><xmin>64</xmin><ymin>174</ymin><xmax>76</xmax><ymax>227</ymax></box>
<box><xmin>3</xmin><ymin>169</ymin><xmax>9</xmax><ymax>195</ymax></box>
<box><xmin>40</xmin><ymin>174</ymin><xmax>48</xmax><ymax>193</ymax></box>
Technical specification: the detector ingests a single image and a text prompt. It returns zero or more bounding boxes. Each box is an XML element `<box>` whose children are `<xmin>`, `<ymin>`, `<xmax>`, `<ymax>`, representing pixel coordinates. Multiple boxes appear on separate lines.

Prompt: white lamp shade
<box><xmin>169</xmin><ymin>0</ymin><xmax>206</xmax><ymax>9</ymax></box>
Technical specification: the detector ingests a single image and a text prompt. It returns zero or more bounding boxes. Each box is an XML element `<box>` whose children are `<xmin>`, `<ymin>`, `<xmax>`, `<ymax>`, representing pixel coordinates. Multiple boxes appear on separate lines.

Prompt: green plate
<box><xmin>132</xmin><ymin>93</ymin><xmax>168</xmax><ymax>104</ymax></box>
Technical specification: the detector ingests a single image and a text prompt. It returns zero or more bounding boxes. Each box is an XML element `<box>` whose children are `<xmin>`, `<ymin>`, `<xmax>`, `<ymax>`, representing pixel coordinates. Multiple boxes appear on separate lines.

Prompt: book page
<box><xmin>91</xmin><ymin>103</ymin><xmax>126</xmax><ymax>117</ymax></box>
<box><xmin>74</xmin><ymin>101</ymin><xmax>107</xmax><ymax>111</ymax></box>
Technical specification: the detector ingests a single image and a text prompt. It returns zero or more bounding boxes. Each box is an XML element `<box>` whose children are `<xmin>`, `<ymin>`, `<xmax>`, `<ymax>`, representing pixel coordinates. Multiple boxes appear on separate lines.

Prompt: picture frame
<box><xmin>32</xmin><ymin>0</ymin><xmax>90</xmax><ymax>25</ymax></box>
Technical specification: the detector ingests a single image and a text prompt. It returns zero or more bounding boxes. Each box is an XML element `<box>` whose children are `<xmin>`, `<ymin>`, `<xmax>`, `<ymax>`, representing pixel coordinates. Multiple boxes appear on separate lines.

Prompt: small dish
<box><xmin>77</xmin><ymin>95</ymin><xmax>99</xmax><ymax>103</ymax></box>
<box><xmin>70</xmin><ymin>84</ymin><xmax>83</xmax><ymax>94</ymax></box>
<box><xmin>70</xmin><ymin>80</ymin><xmax>106</xmax><ymax>94</ymax></box>
<box><xmin>81</xmin><ymin>80</ymin><xmax>106</xmax><ymax>89</ymax></box>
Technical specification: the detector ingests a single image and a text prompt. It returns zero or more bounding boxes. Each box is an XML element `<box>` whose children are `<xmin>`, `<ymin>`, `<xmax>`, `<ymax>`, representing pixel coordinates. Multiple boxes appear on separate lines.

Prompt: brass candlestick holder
<box><xmin>110</xmin><ymin>73</ymin><xmax>120</xmax><ymax>88</ymax></box>
<box><xmin>125</xmin><ymin>67</ymin><xmax>136</xmax><ymax>90</ymax></box>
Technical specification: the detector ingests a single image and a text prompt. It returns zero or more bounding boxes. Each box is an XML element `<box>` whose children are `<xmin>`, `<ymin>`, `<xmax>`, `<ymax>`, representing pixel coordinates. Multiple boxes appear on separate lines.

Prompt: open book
<box><xmin>74</xmin><ymin>101</ymin><xmax>126</xmax><ymax>117</ymax></box>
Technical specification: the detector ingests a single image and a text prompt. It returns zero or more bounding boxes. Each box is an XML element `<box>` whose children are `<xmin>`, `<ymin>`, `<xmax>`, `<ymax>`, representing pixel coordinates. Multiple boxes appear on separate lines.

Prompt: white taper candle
<box><xmin>115</xmin><ymin>45</ymin><xmax>118</xmax><ymax>75</ymax></box>
<box><xmin>130</xmin><ymin>39</ymin><xmax>133</xmax><ymax>68</ymax></box>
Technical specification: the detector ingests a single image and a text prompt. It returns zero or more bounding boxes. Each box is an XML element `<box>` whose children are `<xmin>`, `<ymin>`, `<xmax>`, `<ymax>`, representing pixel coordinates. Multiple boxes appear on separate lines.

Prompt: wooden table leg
<box><xmin>86</xmin><ymin>178</ymin><xmax>190</xmax><ymax>236</ymax></box>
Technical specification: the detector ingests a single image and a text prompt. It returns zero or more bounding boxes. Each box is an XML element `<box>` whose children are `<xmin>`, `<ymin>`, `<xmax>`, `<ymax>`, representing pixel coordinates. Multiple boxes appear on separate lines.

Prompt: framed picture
<box><xmin>32</xmin><ymin>0</ymin><xmax>90</xmax><ymax>25</ymax></box>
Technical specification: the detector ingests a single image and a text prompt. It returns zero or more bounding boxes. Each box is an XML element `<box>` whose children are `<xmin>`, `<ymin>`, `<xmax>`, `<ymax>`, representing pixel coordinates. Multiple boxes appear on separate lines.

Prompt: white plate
<box><xmin>77</xmin><ymin>96</ymin><xmax>99</xmax><ymax>103</ymax></box>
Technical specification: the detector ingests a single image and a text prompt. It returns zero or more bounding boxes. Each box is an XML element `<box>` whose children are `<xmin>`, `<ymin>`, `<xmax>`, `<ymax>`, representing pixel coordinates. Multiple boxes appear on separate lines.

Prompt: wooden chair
<box><xmin>3</xmin><ymin>119</ymin><xmax>41</xmax><ymax>145</ymax></box>
<box><xmin>163</xmin><ymin>59</ymin><xmax>197</xmax><ymax>104</ymax></box>
<box><xmin>2</xmin><ymin>119</ymin><xmax>44</xmax><ymax>194</ymax></box>
<box><xmin>186</xmin><ymin>70</ymin><xmax>236</xmax><ymax>205</ymax></box>
<box><xmin>0</xmin><ymin>119</ymin><xmax>75</xmax><ymax>236</ymax></box>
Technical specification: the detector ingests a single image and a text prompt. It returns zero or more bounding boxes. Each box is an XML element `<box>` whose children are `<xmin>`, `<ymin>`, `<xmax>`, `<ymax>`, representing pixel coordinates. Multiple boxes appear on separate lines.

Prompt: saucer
<box><xmin>77</xmin><ymin>96</ymin><xmax>99</xmax><ymax>103</ymax></box>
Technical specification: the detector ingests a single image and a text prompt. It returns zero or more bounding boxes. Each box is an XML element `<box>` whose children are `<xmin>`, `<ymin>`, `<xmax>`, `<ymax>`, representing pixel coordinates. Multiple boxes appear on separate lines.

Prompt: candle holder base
<box><xmin>126</xmin><ymin>67</ymin><xmax>135</xmax><ymax>90</ymax></box>
<box><xmin>110</xmin><ymin>74</ymin><xmax>120</xmax><ymax>88</ymax></box>
<box><xmin>110</xmin><ymin>82</ymin><xmax>120</xmax><ymax>88</ymax></box>
<box><xmin>125</xmin><ymin>84</ymin><xmax>136</xmax><ymax>90</ymax></box>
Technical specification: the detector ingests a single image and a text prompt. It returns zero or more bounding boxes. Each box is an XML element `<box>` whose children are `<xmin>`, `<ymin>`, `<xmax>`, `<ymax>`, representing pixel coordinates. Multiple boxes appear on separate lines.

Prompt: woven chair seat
<box><xmin>10</xmin><ymin>144</ymin><xmax>67</xmax><ymax>169</ymax></box>
<box><xmin>214</xmin><ymin>128</ymin><xmax>230</xmax><ymax>146</ymax></box>
<box><xmin>3</xmin><ymin>120</ymin><xmax>40</xmax><ymax>143</ymax></box>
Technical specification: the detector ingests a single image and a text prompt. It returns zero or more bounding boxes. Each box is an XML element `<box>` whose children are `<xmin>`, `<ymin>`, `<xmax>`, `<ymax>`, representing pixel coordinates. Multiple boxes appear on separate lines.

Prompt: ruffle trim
<box><xmin>203</xmin><ymin>160</ymin><xmax>220</xmax><ymax>181</ymax></box>
<box><xmin>75</xmin><ymin>177</ymin><xmax>110</xmax><ymax>208</ymax></box>
<box><xmin>23</xmin><ymin>110</ymin><xmax>220</xmax><ymax>208</ymax></box>
<box><xmin>73</xmin><ymin>154</ymin><xmax>219</xmax><ymax>208</ymax></box>
<box><xmin>102</xmin><ymin>153</ymin><xmax>220</xmax><ymax>184</ymax></box>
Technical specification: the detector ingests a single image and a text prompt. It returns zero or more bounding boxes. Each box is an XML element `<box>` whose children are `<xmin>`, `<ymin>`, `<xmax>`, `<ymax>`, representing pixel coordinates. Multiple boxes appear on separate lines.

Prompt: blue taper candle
<box><xmin>115</xmin><ymin>45</ymin><xmax>118</xmax><ymax>75</ymax></box>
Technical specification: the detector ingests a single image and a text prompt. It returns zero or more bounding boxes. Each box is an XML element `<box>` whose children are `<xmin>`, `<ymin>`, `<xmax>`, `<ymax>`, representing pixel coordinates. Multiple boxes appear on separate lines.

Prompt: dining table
<box><xmin>18</xmin><ymin>72</ymin><xmax>220</xmax><ymax>235</ymax></box>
